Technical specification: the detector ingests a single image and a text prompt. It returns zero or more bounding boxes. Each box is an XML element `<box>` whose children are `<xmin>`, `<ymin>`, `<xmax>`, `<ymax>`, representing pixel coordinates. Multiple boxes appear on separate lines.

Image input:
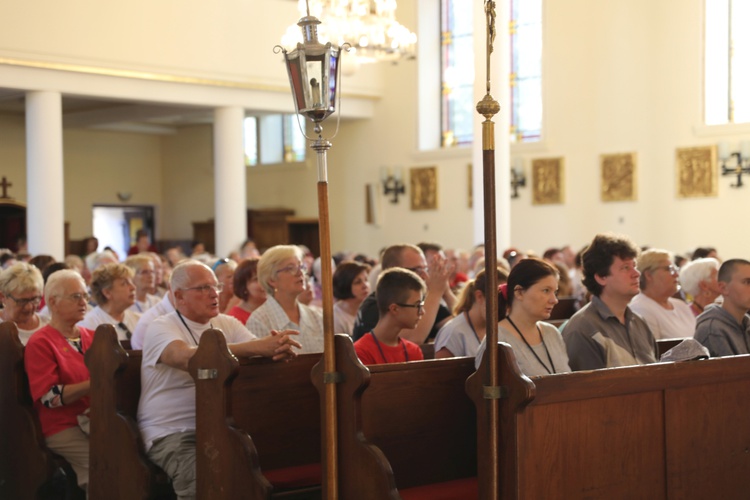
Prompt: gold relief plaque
<box><xmin>410</xmin><ymin>166</ymin><xmax>438</xmax><ymax>210</ymax></box>
<box><xmin>676</xmin><ymin>146</ymin><xmax>717</xmax><ymax>198</ymax></box>
<box><xmin>601</xmin><ymin>153</ymin><xmax>637</xmax><ymax>202</ymax></box>
<box><xmin>467</xmin><ymin>163</ymin><xmax>473</xmax><ymax>209</ymax></box>
<box><xmin>532</xmin><ymin>157</ymin><xmax>564</xmax><ymax>205</ymax></box>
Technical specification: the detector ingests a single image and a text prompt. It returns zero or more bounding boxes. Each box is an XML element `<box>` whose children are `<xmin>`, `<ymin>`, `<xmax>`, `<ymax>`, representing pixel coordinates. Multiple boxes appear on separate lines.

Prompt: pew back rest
<box><xmin>229</xmin><ymin>354</ymin><xmax>322</xmax><ymax>470</ymax></box>
<box><xmin>188</xmin><ymin>329</ymin><xmax>322</xmax><ymax>499</ymax></box>
<box><xmin>85</xmin><ymin>325</ymin><xmax>161</xmax><ymax>500</ymax></box>
<box><xmin>471</xmin><ymin>340</ymin><xmax>750</xmax><ymax>499</ymax></box>
<box><xmin>328</xmin><ymin>334</ymin><xmax>476</xmax><ymax>498</ymax></box>
<box><xmin>0</xmin><ymin>322</ymin><xmax>58</xmax><ymax>499</ymax></box>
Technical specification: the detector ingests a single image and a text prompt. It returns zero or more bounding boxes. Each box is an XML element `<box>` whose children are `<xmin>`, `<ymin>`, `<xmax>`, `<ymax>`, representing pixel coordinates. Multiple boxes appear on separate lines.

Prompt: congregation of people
<box><xmin>2</xmin><ymin>229</ymin><xmax>748</xmax><ymax>499</ymax></box>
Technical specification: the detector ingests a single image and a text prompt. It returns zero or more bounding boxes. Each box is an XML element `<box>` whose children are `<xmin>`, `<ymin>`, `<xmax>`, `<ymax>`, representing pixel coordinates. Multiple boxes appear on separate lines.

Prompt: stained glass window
<box><xmin>510</xmin><ymin>0</ymin><xmax>542</xmax><ymax>142</ymax></box>
<box><xmin>440</xmin><ymin>0</ymin><xmax>475</xmax><ymax>147</ymax></box>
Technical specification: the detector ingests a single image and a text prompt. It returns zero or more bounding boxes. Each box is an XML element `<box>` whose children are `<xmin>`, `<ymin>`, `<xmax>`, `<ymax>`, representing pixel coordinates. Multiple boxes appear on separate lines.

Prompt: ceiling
<box><xmin>0</xmin><ymin>87</ymin><xmax>215</xmax><ymax>134</ymax></box>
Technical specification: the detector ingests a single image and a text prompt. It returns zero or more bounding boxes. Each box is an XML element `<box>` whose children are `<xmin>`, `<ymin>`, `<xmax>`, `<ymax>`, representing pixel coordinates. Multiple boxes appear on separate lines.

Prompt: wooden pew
<box><xmin>314</xmin><ymin>334</ymin><xmax>477</xmax><ymax>499</ymax></box>
<box><xmin>468</xmin><ymin>341</ymin><xmax>750</xmax><ymax>499</ymax></box>
<box><xmin>0</xmin><ymin>321</ymin><xmax>83</xmax><ymax>499</ymax></box>
<box><xmin>548</xmin><ymin>297</ymin><xmax>578</xmax><ymax>328</ymax></box>
<box><xmin>188</xmin><ymin>329</ymin><xmax>322</xmax><ymax>500</ymax></box>
<box><xmin>85</xmin><ymin>324</ymin><xmax>174</xmax><ymax>499</ymax></box>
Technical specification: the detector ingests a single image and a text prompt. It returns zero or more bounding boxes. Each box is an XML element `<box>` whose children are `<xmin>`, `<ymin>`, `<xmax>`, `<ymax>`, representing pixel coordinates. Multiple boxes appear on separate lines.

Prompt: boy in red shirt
<box><xmin>354</xmin><ymin>268</ymin><xmax>426</xmax><ymax>365</ymax></box>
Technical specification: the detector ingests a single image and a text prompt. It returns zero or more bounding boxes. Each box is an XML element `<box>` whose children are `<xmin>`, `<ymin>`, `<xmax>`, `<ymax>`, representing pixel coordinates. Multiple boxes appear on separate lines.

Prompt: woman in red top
<box><xmin>25</xmin><ymin>270</ymin><xmax>94</xmax><ymax>493</ymax></box>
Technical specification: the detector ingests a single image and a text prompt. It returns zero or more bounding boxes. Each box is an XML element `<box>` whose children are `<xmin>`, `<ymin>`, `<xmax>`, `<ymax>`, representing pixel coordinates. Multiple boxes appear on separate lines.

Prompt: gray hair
<box><xmin>45</xmin><ymin>270</ymin><xmax>86</xmax><ymax>303</ymax></box>
<box><xmin>257</xmin><ymin>245</ymin><xmax>304</xmax><ymax>295</ymax></box>
<box><xmin>170</xmin><ymin>260</ymin><xmax>212</xmax><ymax>291</ymax></box>
<box><xmin>679</xmin><ymin>257</ymin><xmax>720</xmax><ymax>297</ymax></box>
<box><xmin>0</xmin><ymin>262</ymin><xmax>43</xmax><ymax>297</ymax></box>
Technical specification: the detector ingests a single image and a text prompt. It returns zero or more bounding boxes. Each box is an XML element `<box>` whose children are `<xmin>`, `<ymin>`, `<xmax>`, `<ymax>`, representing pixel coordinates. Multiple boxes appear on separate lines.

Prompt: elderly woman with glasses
<box><xmin>246</xmin><ymin>245</ymin><xmax>324</xmax><ymax>353</ymax></box>
<box><xmin>0</xmin><ymin>262</ymin><xmax>47</xmax><ymax>344</ymax></box>
<box><xmin>78</xmin><ymin>263</ymin><xmax>139</xmax><ymax>344</ymax></box>
<box><xmin>630</xmin><ymin>249</ymin><xmax>696</xmax><ymax>340</ymax></box>
<box><xmin>24</xmin><ymin>270</ymin><xmax>95</xmax><ymax>493</ymax></box>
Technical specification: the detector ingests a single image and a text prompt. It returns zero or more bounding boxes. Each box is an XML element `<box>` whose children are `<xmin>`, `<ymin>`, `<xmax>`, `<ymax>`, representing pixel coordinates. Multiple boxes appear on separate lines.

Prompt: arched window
<box><xmin>440</xmin><ymin>0</ymin><xmax>475</xmax><ymax>147</ymax></box>
<box><xmin>438</xmin><ymin>0</ymin><xmax>542</xmax><ymax>147</ymax></box>
<box><xmin>510</xmin><ymin>0</ymin><xmax>542</xmax><ymax>142</ymax></box>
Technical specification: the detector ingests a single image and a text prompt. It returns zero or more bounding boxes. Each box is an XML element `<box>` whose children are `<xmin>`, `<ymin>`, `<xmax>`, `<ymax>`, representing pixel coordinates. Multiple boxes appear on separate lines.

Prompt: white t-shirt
<box><xmin>137</xmin><ymin>311</ymin><xmax>254</xmax><ymax>451</ymax></box>
<box><xmin>433</xmin><ymin>312</ymin><xmax>483</xmax><ymax>358</ymax></box>
<box><xmin>78</xmin><ymin>306</ymin><xmax>141</xmax><ymax>341</ymax></box>
<box><xmin>131</xmin><ymin>293</ymin><xmax>175</xmax><ymax>350</ymax></box>
<box><xmin>630</xmin><ymin>293</ymin><xmax>696</xmax><ymax>340</ymax></box>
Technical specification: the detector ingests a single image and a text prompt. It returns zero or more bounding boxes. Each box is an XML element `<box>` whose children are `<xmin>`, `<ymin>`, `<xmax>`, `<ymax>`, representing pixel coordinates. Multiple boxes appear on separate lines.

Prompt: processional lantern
<box><xmin>275</xmin><ymin>4</ymin><xmax>346</xmax><ymax>498</ymax></box>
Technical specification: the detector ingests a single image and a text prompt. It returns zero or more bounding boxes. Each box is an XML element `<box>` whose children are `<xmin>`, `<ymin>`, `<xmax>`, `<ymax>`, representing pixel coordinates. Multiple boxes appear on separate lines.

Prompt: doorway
<box><xmin>92</xmin><ymin>205</ymin><xmax>155</xmax><ymax>259</ymax></box>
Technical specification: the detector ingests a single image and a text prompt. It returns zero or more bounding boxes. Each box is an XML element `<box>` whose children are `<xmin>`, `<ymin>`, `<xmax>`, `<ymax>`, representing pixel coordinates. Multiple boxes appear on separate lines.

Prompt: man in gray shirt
<box><xmin>563</xmin><ymin>233</ymin><xmax>657</xmax><ymax>371</ymax></box>
<box><xmin>694</xmin><ymin>259</ymin><xmax>750</xmax><ymax>356</ymax></box>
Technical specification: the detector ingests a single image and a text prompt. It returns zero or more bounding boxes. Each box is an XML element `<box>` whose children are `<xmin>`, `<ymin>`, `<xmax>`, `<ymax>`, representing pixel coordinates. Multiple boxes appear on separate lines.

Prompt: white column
<box><xmin>213</xmin><ymin>106</ymin><xmax>247</xmax><ymax>258</ymax></box>
<box><xmin>472</xmin><ymin>0</ymin><xmax>512</xmax><ymax>251</ymax></box>
<box><xmin>26</xmin><ymin>91</ymin><xmax>65</xmax><ymax>260</ymax></box>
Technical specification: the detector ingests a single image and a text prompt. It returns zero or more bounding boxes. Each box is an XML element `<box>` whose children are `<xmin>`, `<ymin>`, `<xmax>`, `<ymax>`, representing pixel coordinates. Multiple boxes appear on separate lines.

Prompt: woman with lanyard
<box><xmin>78</xmin><ymin>263</ymin><xmax>139</xmax><ymax>346</ymax></box>
<box><xmin>434</xmin><ymin>267</ymin><xmax>508</xmax><ymax>358</ymax></box>
<box><xmin>474</xmin><ymin>258</ymin><xmax>571</xmax><ymax>376</ymax></box>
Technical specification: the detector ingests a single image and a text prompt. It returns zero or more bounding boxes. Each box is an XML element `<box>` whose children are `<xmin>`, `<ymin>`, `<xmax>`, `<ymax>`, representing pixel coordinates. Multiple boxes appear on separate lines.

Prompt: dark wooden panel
<box><xmin>666</xmin><ymin>380</ymin><xmax>750</xmax><ymax>499</ymax></box>
<box><xmin>518</xmin><ymin>392</ymin><xmax>665</xmax><ymax>500</ymax></box>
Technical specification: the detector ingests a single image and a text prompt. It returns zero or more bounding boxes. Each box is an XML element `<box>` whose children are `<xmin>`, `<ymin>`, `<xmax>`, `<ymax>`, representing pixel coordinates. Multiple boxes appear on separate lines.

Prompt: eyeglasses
<box><xmin>396</xmin><ymin>300</ymin><xmax>425</xmax><ymax>313</ymax></box>
<box><xmin>62</xmin><ymin>293</ymin><xmax>91</xmax><ymax>303</ymax></box>
<box><xmin>183</xmin><ymin>283</ymin><xmax>224</xmax><ymax>294</ymax></box>
<box><xmin>405</xmin><ymin>266</ymin><xmax>428</xmax><ymax>275</ymax></box>
<box><xmin>277</xmin><ymin>263</ymin><xmax>308</xmax><ymax>275</ymax></box>
<box><xmin>655</xmin><ymin>265</ymin><xmax>678</xmax><ymax>275</ymax></box>
<box><xmin>137</xmin><ymin>269</ymin><xmax>155</xmax><ymax>276</ymax></box>
<box><xmin>7</xmin><ymin>294</ymin><xmax>42</xmax><ymax>308</ymax></box>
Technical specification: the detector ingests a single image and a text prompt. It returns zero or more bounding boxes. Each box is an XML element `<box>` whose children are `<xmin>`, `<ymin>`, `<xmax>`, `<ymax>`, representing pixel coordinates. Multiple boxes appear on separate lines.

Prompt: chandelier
<box><xmin>281</xmin><ymin>0</ymin><xmax>417</xmax><ymax>64</ymax></box>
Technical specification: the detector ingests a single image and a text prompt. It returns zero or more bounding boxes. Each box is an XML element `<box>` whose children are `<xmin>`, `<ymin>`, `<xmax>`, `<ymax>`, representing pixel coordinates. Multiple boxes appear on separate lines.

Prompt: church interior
<box><xmin>1</xmin><ymin>0</ymin><xmax>747</xmax><ymax>261</ymax></box>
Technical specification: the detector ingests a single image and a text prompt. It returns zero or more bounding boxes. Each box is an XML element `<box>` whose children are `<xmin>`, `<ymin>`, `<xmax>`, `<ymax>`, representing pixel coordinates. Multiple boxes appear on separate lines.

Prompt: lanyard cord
<box><xmin>507</xmin><ymin>316</ymin><xmax>556</xmax><ymax>375</ymax></box>
<box><xmin>176</xmin><ymin>310</ymin><xmax>213</xmax><ymax>346</ymax></box>
<box><xmin>465</xmin><ymin>311</ymin><xmax>481</xmax><ymax>344</ymax></box>
<box><xmin>369</xmin><ymin>331</ymin><xmax>408</xmax><ymax>364</ymax></box>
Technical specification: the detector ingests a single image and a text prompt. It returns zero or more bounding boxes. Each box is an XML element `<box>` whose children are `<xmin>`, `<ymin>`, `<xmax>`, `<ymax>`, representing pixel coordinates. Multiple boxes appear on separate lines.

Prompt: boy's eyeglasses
<box><xmin>396</xmin><ymin>300</ymin><xmax>425</xmax><ymax>313</ymax></box>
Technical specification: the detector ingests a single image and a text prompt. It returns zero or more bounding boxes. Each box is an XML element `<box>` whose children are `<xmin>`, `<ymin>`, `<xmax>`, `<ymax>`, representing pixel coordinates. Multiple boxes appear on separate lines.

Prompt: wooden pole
<box><xmin>312</xmin><ymin>138</ymin><xmax>338</xmax><ymax>500</ymax></box>
<box><xmin>476</xmin><ymin>1</ymin><xmax>501</xmax><ymax>498</ymax></box>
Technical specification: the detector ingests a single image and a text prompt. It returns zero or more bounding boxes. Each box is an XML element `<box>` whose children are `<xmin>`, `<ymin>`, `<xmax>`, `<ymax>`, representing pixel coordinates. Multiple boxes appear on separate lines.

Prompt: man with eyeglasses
<box><xmin>695</xmin><ymin>259</ymin><xmax>750</xmax><ymax>357</ymax></box>
<box><xmin>138</xmin><ymin>261</ymin><xmax>301</xmax><ymax>500</ymax></box>
<box><xmin>0</xmin><ymin>262</ymin><xmax>48</xmax><ymax>344</ymax></box>
<box><xmin>629</xmin><ymin>249</ymin><xmax>696</xmax><ymax>340</ymax></box>
<box><xmin>563</xmin><ymin>233</ymin><xmax>657</xmax><ymax>371</ymax></box>
<box><xmin>352</xmin><ymin>243</ymin><xmax>452</xmax><ymax>344</ymax></box>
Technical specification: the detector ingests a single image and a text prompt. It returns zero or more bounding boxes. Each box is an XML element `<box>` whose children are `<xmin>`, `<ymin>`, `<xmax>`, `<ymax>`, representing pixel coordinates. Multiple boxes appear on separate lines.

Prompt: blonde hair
<box><xmin>638</xmin><ymin>249</ymin><xmax>673</xmax><ymax>290</ymax></box>
<box><xmin>0</xmin><ymin>262</ymin><xmax>43</xmax><ymax>297</ymax></box>
<box><xmin>257</xmin><ymin>245</ymin><xmax>304</xmax><ymax>295</ymax></box>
